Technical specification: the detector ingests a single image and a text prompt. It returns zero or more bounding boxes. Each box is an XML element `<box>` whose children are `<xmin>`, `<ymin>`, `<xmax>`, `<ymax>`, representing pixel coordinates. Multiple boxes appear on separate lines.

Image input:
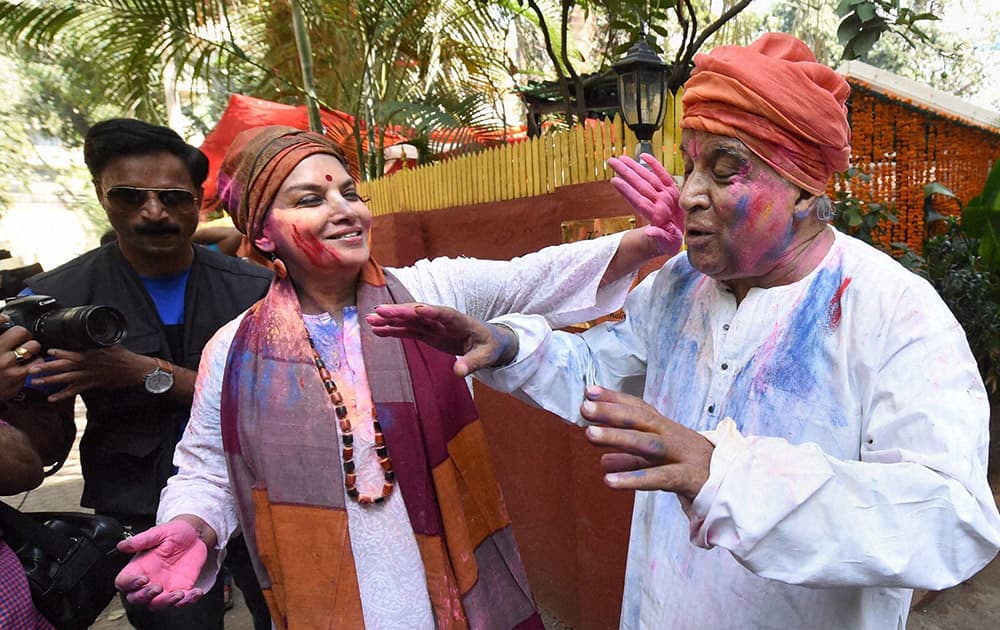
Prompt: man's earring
<box><xmin>814</xmin><ymin>197</ymin><xmax>835</xmax><ymax>222</ymax></box>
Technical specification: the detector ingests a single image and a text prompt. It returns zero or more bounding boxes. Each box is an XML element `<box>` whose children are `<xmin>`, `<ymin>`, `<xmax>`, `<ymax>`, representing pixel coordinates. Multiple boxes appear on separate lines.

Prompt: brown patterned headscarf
<box><xmin>217</xmin><ymin>125</ymin><xmax>349</xmax><ymax>242</ymax></box>
<box><xmin>681</xmin><ymin>33</ymin><xmax>851</xmax><ymax>194</ymax></box>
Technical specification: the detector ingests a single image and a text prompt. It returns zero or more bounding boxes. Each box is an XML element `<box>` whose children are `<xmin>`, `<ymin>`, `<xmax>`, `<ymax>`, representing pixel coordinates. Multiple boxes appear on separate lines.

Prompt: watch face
<box><xmin>145</xmin><ymin>369</ymin><xmax>174</xmax><ymax>394</ymax></box>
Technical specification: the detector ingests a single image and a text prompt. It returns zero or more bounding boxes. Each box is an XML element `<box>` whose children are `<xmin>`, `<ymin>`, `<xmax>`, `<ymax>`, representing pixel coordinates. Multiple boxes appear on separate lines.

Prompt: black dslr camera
<box><xmin>0</xmin><ymin>295</ymin><xmax>127</xmax><ymax>350</ymax></box>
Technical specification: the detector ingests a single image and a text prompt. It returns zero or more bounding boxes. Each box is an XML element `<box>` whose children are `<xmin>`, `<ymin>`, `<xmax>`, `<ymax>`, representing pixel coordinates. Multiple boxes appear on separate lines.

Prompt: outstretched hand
<box><xmin>580</xmin><ymin>385</ymin><xmax>714</xmax><ymax>506</ymax></box>
<box><xmin>115</xmin><ymin>520</ymin><xmax>208</xmax><ymax>610</ymax></box>
<box><xmin>608</xmin><ymin>153</ymin><xmax>684</xmax><ymax>257</ymax></box>
<box><xmin>366</xmin><ymin>303</ymin><xmax>517</xmax><ymax>377</ymax></box>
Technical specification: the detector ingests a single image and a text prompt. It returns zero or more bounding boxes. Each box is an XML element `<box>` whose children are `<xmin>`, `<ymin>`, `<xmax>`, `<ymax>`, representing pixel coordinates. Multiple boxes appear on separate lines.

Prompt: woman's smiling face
<box><xmin>678</xmin><ymin>129</ymin><xmax>808</xmax><ymax>288</ymax></box>
<box><xmin>254</xmin><ymin>153</ymin><xmax>372</xmax><ymax>278</ymax></box>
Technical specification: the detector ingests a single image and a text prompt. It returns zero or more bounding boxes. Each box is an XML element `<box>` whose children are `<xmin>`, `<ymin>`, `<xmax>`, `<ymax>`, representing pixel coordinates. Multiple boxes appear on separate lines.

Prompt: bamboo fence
<box><xmin>358</xmin><ymin>93</ymin><xmax>683</xmax><ymax>216</ymax></box>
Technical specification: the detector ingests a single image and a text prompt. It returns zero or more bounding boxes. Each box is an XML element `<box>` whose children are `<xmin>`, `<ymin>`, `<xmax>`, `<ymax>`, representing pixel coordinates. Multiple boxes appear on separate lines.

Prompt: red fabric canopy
<box><xmin>199</xmin><ymin>94</ymin><xmax>536</xmax><ymax>216</ymax></box>
<box><xmin>199</xmin><ymin>94</ymin><xmax>408</xmax><ymax>214</ymax></box>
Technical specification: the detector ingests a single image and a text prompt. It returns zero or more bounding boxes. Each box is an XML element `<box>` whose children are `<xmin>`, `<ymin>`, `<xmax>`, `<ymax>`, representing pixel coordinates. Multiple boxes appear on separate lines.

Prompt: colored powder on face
<box><xmin>734</xmin><ymin>194</ymin><xmax>753</xmax><ymax>222</ymax></box>
<box><xmin>732</xmin><ymin>177</ymin><xmax>794</xmax><ymax>263</ymax></box>
<box><xmin>325</xmin><ymin>174</ymin><xmax>333</xmax><ymax>181</ymax></box>
<box><xmin>291</xmin><ymin>224</ymin><xmax>340</xmax><ymax>265</ymax></box>
<box><xmin>685</xmin><ymin>135</ymin><xmax>701</xmax><ymax>159</ymax></box>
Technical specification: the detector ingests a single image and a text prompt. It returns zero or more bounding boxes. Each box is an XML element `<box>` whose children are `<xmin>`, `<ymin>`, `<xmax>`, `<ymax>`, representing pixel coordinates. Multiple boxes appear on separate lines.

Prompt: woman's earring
<box><xmin>268</xmin><ymin>253</ymin><xmax>287</xmax><ymax>279</ymax></box>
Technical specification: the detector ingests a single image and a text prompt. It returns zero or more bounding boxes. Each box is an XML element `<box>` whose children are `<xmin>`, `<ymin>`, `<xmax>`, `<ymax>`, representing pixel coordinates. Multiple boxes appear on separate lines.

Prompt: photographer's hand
<box><xmin>28</xmin><ymin>345</ymin><xmax>195</xmax><ymax>404</ymax></box>
<box><xmin>0</xmin><ymin>315</ymin><xmax>42</xmax><ymax>400</ymax></box>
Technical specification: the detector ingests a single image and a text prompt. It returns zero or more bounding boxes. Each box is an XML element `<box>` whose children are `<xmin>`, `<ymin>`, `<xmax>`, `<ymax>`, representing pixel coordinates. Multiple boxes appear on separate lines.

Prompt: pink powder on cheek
<box><xmin>685</xmin><ymin>136</ymin><xmax>701</xmax><ymax>159</ymax></box>
<box><xmin>290</xmin><ymin>225</ymin><xmax>340</xmax><ymax>265</ymax></box>
<box><xmin>730</xmin><ymin>180</ymin><xmax>795</xmax><ymax>266</ymax></box>
<box><xmin>742</xmin><ymin>172</ymin><xmax>793</xmax><ymax>228</ymax></box>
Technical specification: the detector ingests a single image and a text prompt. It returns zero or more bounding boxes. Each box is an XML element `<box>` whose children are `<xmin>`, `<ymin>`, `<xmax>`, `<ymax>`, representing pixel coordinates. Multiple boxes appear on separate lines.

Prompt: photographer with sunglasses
<box><xmin>8</xmin><ymin>118</ymin><xmax>274</xmax><ymax>630</ymax></box>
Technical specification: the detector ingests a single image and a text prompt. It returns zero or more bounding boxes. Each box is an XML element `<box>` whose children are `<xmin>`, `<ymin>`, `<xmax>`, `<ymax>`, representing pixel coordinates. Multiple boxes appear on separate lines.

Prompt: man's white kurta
<box><xmin>484</xmin><ymin>228</ymin><xmax>1000</xmax><ymax>629</ymax></box>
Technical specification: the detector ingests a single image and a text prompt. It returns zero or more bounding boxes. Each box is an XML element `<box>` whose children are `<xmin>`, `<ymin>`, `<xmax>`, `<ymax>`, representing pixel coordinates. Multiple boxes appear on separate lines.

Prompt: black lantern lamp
<box><xmin>613</xmin><ymin>29</ymin><xmax>668</xmax><ymax>159</ymax></box>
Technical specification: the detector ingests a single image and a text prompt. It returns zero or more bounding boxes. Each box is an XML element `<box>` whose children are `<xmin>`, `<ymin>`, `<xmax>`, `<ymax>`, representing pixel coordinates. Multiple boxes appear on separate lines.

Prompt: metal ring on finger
<box><xmin>12</xmin><ymin>346</ymin><xmax>31</xmax><ymax>365</ymax></box>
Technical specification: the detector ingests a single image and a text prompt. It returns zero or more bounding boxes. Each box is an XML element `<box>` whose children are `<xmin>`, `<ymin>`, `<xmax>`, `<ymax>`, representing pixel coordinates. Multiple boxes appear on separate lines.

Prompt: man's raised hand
<box><xmin>608</xmin><ymin>153</ymin><xmax>684</xmax><ymax>257</ymax></box>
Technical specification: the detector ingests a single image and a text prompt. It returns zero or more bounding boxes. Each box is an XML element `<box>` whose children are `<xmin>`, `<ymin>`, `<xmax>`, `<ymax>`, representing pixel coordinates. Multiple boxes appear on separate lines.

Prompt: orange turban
<box><xmin>680</xmin><ymin>32</ymin><xmax>851</xmax><ymax>195</ymax></box>
<box><xmin>218</xmin><ymin>125</ymin><xmax>347</xmax><ymax>241</ymax></box>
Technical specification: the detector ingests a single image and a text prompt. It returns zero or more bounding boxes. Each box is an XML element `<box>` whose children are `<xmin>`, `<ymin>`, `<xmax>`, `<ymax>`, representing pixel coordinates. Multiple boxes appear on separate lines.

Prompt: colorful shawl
<box><xmin>220</xmin><ymin>261</ymin><xmax>543</xmax><ymax>629</ymax></box>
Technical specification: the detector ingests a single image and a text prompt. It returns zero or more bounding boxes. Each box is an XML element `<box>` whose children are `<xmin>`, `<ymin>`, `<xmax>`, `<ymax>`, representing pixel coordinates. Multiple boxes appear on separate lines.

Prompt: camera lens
<box><xmin>36</xmin><ymin>305</ymin><xmax>127</xmax><ymax>349</ymax></box>
<box><xmin>83</xmin><ymin>307</ymin><xmax>128</xmax><ymax>346</ymax></box>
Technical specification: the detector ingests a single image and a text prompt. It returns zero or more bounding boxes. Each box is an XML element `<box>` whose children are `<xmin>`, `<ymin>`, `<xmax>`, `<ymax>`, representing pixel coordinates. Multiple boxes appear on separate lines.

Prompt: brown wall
<box><xmin>372</xmin><ymin>180</ymin><xmax>639</xmax><ymax>630</ymax></box>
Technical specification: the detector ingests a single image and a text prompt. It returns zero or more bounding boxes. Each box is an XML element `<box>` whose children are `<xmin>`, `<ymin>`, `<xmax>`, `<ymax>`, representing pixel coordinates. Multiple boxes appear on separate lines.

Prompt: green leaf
<box><xmin>837</xmin><ymin>14</ymin><xmax>863</xmax><ymax>47</ymax></box>
<box><xmin>925</xmin><ymin>209</ymin><xmax>948</xmax><ymax>224</ymax></box>
<box><xmin>924</xmin><ymin>182</ymin><xmax>958</xmax><ymax>201</ymax></box>
<box><xmin>649</xmin><ymin>22</ymin><xmax>669</xmax><ymax>37</ymax></box>
<box><xmin>848</xmin><ymin>24</ymin><xmax>887</xmax><ymax>58</ymax></box>
<box><xmin>856</xmin><ymin>2</ymin><xmax>876</xmax><ymax>24</ymax></box>
<box><xmin>835</xmin><ymin>0</ymin><xmax>854</xmax><ymax>18</ymax></box>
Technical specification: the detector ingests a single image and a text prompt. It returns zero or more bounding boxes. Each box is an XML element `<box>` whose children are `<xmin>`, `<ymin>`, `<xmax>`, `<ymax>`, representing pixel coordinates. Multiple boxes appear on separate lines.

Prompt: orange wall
<box><xmin>372</xmin><ymin>180</ymin><xmax>638</xmax><ymax>630</ymax></box>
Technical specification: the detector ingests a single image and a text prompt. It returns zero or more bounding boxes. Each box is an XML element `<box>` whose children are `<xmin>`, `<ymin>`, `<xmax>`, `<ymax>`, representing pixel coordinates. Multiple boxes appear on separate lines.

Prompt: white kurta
<box><xmin>482</xmin><ymin>228</ymin><xmax>1000</xmax><ymax>629</ymax></box>
<box><xmin>157</xmin><ymin>233</ymin><xmax>635</xmax><ymax>628</ymax></box>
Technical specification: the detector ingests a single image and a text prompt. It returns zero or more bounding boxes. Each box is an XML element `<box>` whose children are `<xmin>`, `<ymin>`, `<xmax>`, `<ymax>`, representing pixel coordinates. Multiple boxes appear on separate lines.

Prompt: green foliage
<box><xmin>0</xmin><ymin>51</ymin><xmax>105</xmax><ymax>232</ymax></box>
<box><xmin>962</xmin><ymin>159</ymin><xmax>1000</xmax><ymax>271</ymax></box>
<box><xmin>833</xmin><ymin>170</ymin><xmax>1000</xmax><ymax>396</ymax></box>
<box><xmin>919</xmin><ymin>214</ymin><xmax>1000</xmax><ymax>395</ymax></box>
<box><xmin>757</xmin><ymin>1</ymin><xmax>981</xmax><ymax>101</ymax></box>
<box><xmin>835</xmin><ymin>0</ymin><xmax>939</xmax><ymax>60</ymax></box>
<box><xmin>604</xmin><ymin>0</ymin><xmax>678</xmax><ymax>56</ymax></box>
<box><xmin>831</xmin><ymin>167</ymin><xmax>900</xmax><ymax>244</ymax></box>
<box><xmin>0</xmin><ymin>0</ymin><xmax>514</xmax><ymax>180</ymax></box>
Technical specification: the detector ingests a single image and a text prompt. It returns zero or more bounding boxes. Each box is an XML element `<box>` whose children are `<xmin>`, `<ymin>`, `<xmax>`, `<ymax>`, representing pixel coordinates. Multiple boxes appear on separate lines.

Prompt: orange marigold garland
<box><xmin>832</xmin><ymin>79</ymin><xmax>1000</xmax><ymax>255</ymax></box>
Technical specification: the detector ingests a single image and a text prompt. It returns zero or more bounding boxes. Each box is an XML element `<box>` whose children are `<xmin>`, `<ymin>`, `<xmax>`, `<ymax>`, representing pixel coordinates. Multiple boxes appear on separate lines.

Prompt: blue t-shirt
<box><xmin>138</xmin><ymin>269</ymin><xmax>190</xmax><ymax>326</ymax></box>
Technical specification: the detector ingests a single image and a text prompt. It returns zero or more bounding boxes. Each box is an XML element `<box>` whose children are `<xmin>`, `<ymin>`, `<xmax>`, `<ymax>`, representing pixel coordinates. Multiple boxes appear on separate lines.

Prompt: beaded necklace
<box><xmin>306</xmin><ymin>333</ymin><xmax>395</xmax><ymax>505</ymax></box>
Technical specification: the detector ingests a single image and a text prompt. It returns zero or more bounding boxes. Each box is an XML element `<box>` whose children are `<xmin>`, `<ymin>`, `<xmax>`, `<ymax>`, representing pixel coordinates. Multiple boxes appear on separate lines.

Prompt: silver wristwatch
<box><xmin>143</xmin><ymin>358</ymin><xmax>175</xmax><ymax>394</ymax></box>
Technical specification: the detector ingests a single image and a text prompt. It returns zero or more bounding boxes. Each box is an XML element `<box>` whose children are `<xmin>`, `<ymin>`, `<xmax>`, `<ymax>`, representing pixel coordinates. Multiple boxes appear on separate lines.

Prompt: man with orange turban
<box><xmin>367</xmin><ymin>33</ymin><xmax>1000</xmax><ymax>628</ymax></box>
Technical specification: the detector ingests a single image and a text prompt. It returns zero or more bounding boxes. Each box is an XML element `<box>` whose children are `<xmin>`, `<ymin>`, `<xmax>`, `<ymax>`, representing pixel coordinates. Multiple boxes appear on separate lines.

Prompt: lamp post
<box><xmin>612</xmin><ymin>32</ymin><xmax>668</xmax><ymax>160</ymax></box>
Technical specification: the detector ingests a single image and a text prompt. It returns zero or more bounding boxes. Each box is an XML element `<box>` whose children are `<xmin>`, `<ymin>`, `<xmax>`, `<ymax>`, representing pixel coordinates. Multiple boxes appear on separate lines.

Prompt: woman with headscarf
<box><xmin>366</xmin><ymin>33</ymin><xmax>1000</xmax><ymax>628</ymax></box>
<box><xmin>112</xmin><ymin>125</ymin><xmax>683</xmax><ymax>629</ymax></box>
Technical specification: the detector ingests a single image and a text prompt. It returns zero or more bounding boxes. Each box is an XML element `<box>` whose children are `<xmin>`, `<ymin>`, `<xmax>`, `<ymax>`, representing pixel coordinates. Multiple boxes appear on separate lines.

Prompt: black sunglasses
<box><xmin>105</xmin><ymin>186</ymin><xmax>197</xmax><ymax>210</ymax></box>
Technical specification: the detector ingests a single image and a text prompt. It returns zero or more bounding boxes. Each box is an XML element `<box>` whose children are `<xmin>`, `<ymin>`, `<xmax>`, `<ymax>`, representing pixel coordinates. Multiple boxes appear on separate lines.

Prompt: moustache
<box><xmin>134</xmin><ymin>223</ymin><xmax>181</xmax><ymax>236</ymax></box>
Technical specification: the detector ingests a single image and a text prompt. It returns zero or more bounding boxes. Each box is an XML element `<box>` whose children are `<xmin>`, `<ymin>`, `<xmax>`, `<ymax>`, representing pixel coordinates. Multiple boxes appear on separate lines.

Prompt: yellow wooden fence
<box><xmin>358</xmin><ymin>94</ymin><xmax>683</xmax><ymax>216</ymax></box>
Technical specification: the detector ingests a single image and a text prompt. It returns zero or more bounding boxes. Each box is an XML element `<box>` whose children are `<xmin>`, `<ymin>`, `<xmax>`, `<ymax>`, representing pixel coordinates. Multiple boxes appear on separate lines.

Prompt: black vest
<box><xmin>27</xmin><ymin>243</ymin><xmax>272</xmax><ymax>516</ymax></box>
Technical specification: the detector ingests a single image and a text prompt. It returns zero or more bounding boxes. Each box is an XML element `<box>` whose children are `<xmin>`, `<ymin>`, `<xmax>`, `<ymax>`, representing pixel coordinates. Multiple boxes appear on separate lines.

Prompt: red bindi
<box><xmin>325</xmin><ymin>174</ymin><xmax>333</xmax><ymax>181</ymax></box>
